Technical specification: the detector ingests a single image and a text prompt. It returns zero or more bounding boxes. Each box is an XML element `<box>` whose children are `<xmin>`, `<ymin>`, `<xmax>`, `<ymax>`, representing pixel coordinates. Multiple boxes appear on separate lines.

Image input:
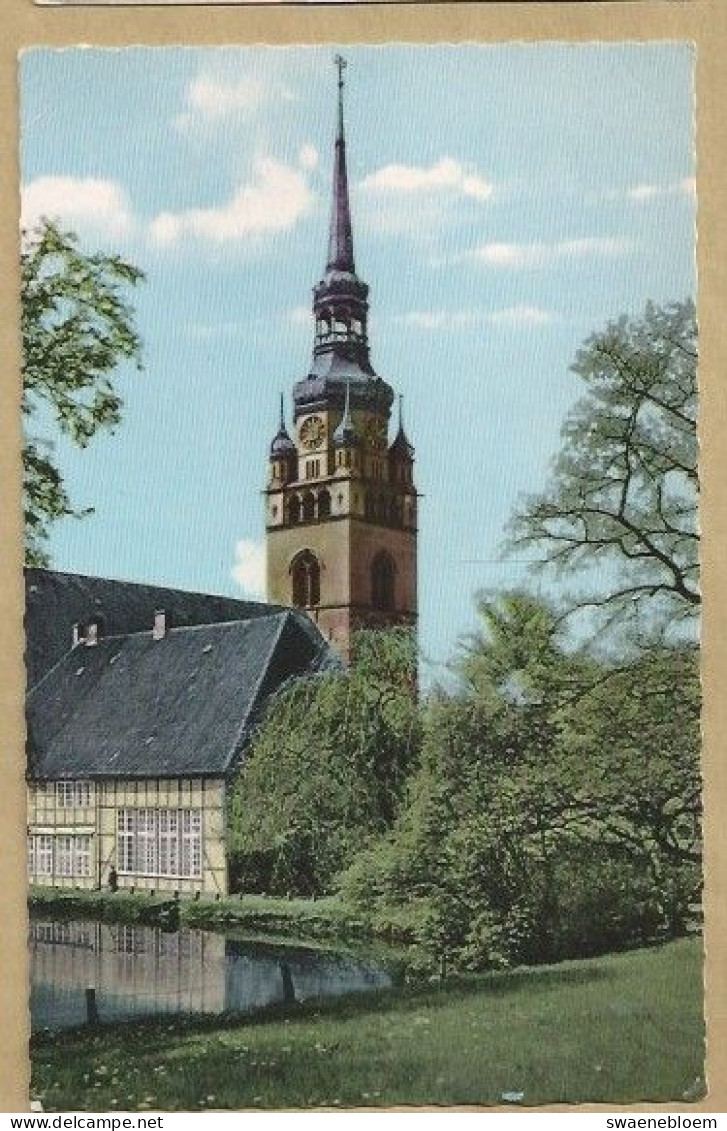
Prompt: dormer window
<box><xmin>86</xmin><ymin>623</ymin><xmax>98</xmax><ymax>645</ymax></box>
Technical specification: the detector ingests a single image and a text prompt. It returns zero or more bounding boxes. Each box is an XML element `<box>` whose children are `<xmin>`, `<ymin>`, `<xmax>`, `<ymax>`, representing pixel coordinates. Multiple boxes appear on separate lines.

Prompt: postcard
<box><xmin>17</xmin><ymin>41</ymin><xmax>703</xmax><ymax>1111</ymax></box>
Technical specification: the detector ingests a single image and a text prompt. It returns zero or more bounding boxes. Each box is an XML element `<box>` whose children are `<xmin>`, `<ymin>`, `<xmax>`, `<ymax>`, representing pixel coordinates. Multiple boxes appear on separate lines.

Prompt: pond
<box><xmin>30</xmin><ymin>918</ymin><xmax>393</xmax><ymax>1032</ymax></box>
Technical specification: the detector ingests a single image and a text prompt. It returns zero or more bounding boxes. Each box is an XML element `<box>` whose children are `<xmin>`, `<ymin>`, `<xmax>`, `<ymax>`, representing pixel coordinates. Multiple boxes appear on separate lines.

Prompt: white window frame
<box><xmin>136</xmin><ymin>808</ymin><xmax>158</xmax><ymax>875</ymax></box>
<box><xmin>55</xmin><ymin>834</ymin><xmax>74</xmax><ymax>877</ymax></box>
<box><xmin>117</xmin><ymin>807</ymin><xmax>203</xmax><ymax>879</ymax></box>
<box><xmin>56</xmin><ymin>781</ymin><xmax>92</xmax><ymax>808</ymax></box>
<box><xmin>28</xmin><ymin>833</ymin><xmax>92</xmax><ymax>879</ymax></box>
<box><xmin>28</xmin><ymin>834</ymin><xmax>54</xmax><ymax>878</ymax></box>
<box><xmin>181</xmin><ymin>810</ymin><xmax>202</xmax><ymax>879</ymax></box>
<box><xmin>117</xmin><ymin>809</ymin><xmax>135</xmax><ymax>873</ymax></box>
<box><xmin>158</xmin><ymin>809</ymin><xmax>179</xmax><ymax>878</ymax></box>
<box><xmin>73</xmin><ymin>835</ymin><xmax>92</xmax><ymax>878</ymax></box>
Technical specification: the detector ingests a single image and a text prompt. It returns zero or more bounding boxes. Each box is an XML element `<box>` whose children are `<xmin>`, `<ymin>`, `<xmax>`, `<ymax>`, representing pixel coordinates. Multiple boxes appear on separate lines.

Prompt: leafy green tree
<box><xmin>228</xmin><ymin>627</ymin><xmax>420</xmax><ymax>895</ymax></box>
<box><xmin>341</xmin><ymin>594</ymin><xmax>700</xmax><ymax>970</ymax></box>
<box><xmin>508</xmin><ymin>300</ymin><xmax>698</xmax><ymax>636</ymax></box>
<box><xmin>21</xmin><ymin>219</ymin><xmax>144</xmax><ymax>566</ymax></box>
<box><xmin>553</xmin><ymin>646</ymin><xmax>701</xmax><ymax>869</ymax></box>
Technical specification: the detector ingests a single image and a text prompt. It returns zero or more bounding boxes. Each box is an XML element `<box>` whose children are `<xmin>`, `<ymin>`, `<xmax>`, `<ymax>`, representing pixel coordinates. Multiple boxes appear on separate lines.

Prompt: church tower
<box><xmin>266</xmin><ymin>58</ymin><xmax>418</xmax><ymax>660</ymax></box>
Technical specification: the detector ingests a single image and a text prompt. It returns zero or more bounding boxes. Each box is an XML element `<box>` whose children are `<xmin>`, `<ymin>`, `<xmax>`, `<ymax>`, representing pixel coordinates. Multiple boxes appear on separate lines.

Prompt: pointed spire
<box><xmin>270</xmin><ymin>392</ymin><xmax>295</xmax><ymax>456</ymax></box>
<box><xmin>342</xmin><ymin>377</ymin><xmax>354</xmax><ymax>432</ymax></box>
<box><xmin>326</xmin><ymin>55</ymin><xmax>355</xmax><ymax>274</ymax></box>
<box><xmin>305</xmin><ymin>56</ymin><xmax>383</xmax><ymax>393</ymax></box>
<box><xmin>332</xmin><ymin>377</ymin><xmax>358</xmax><ymax>446</ymax></box>
<box><xmin>391</xmin><ymin>393</ymin><xmax>414</xmax><ymax>459</ymax></box>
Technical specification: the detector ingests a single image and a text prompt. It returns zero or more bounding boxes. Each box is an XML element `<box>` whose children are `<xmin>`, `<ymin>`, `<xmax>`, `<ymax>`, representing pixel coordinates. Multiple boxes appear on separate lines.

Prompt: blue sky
<box><xmin>20</xmin><ymin>44</ymin><xmax>696</xmax><ymax>676</ymax></box>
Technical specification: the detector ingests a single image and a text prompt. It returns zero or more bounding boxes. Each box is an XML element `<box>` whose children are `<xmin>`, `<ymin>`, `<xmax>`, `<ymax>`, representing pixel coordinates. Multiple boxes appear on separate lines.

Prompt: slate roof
<box><xmin>25</xmin><ymin>568</ymin><xmax>289</xmax><ymax>689</ymax></box>
<box><xmin>27</xmin><ymin>610</ymin><xmax>332</xmax><ymax>780</ymax></box>
<box><xmin>25</xmin><ymin>569</ymin><xmax>337</xmax><ymax>781</ymax></box>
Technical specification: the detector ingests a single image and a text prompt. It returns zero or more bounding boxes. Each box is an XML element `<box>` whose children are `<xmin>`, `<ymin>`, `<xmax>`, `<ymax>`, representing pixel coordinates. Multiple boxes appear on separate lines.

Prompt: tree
<box><xmin>21</xmin><ymin>219</ymin><xmax>144</xmax><ymax>566</ymax></box>
<box><xmin>228</xmin><ymin>627</ymin><xmax>420</xmax><ymax>896</ymax></box>
<box><xmin>508</xmin><ymin>300</ymin><xmax>698</xmax><ymax>637</ymax></box>
<box><xmin>341</xmin><ymin>594</ymin><xmax>700</xmax><ymax>970</ymax></box>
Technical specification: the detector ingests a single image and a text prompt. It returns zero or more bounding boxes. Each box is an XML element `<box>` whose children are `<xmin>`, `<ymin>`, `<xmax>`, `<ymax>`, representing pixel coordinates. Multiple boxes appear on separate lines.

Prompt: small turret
<box><xmin>389</xmin><ymin>395</ymin><xmax>415</xmax><ymax>490</ymax></box>
<box><xmin>269</xmin><ymin>394</ymin><xmax>297</xmax><ymax>484</ymax></box>
<box><xmin>332</xmin><ymin>379</ymin><xmax>361</xmax><ymax>474</ymax></box>
<box><xmin>389</xmin><ymin>395</ymin><xmax>415</xmax><ymax>461</ymax></box>
<box><xmin>332</xmin><ymin>379</ymin><xmax>358</xmax><ymax>447</ymax></box>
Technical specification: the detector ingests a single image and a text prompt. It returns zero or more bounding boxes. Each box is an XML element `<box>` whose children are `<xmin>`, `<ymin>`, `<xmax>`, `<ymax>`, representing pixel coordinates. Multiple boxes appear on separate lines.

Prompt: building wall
<box><xmin>267</xmin><ymin>507</ymin><xmax>416</xmax><ymax>658</ymax></box>
<box><xmin>27</xmin><ymin>777</ymin><xmax>227</xmax><ymax>897</ymax></box>
<box><xmin>348</xmin><ymin>518</ymin><xmax>417</xmax><ymax>619</ymax></box>
<box><xmin>267</xmin><ymin>517</ymin><xmax>353</xmax><ymax>614</ymax></box>
<box><xmin>268</xmin><ymin>515</ymin><xmax>416</xmax><ymax>655</ymax></box>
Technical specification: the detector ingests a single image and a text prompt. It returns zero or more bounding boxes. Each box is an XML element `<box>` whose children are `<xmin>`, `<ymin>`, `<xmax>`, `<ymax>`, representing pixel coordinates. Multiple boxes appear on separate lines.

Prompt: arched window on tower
<box><xmin>291</xmin><ymin>550</ymin><xmax>321</xmax><ymax>608</ymax></box>
<box><xmin>371</xmin><ymin>551</ymin><xmax>396</xmax><ymax>613</ymax></box>
<box><xmin>288</xmin><ymin>496</ymin><xmax>301</xmax><ymax>524</ymax></box>
<box><xmin>302</xmin><ymin>491</ymin><xmax>315</xmax><ymax>522</ymax></box>
<box><xmin>318</xmin><ymin>489</ymin><xmax>331</xmax><ymax>519</ymax></box>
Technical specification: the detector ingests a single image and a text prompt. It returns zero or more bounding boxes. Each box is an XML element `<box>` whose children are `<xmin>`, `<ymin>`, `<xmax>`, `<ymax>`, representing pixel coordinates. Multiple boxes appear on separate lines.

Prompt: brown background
<box><xmin>1</xmin><ymin>0</ymin><xmax>724</xmax><ymax>1114</ymax></box>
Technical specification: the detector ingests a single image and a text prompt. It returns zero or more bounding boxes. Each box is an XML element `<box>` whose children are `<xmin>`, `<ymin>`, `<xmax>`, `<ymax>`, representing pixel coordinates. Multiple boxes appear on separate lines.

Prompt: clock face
<box><xmin>299</xmin><ymin>415</ymin><xmax>326</xmax><ymax>450</ymax></box>
<box><xmin>364</xmin><ymin>417</ymin><xmax>387</xmax><ymax>450</ymax></box>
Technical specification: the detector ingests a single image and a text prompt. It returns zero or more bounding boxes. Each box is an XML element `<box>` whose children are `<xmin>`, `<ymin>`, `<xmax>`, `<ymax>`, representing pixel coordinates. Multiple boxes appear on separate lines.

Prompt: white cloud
<box><xmin>21</xmin><ymin>176</ymin><xmax>136</xmax><ymax>239</ymax></box>
<box><xmin>398</xmin><ymin>311</ymin><xmax>459</xmax><ymax>331</ymax></box>
<box><xmin>487</xmin><ymin>305</ymin><xmax>553</xmax><ymax>326</ymax></box>
<box><xmin>627</xmin><ymin>177</ymin><xmax>696</xmax><ymax>202</ymax></box>
<box><xmin>289</xmin><ymin>305</ymin><xmax>311</xmax><ymax>325</ymax></box>
<box><xmin>23</xmin><ymin>159</ymin><xmax>316</xmax><ymax>253</ymax></box>
<box><xmin>627</xmin><ymin>185</ymin><xmax>659</xmax><ymax>202</ymax></box>
<box><xmin>299</xmin><ymin>144</ymin><xmax>319</xmax><ymax>171</ymax></box>
<box><xmin>174</xmin><ymin>73</ymin><xmax>293</xmax><ymax>130</ymax></box>
<box><xmin>186</xmin><ymin>321</ymin><xmax>251</xmax><ymax>339</ymax></box>
<box><xmin>396</xmin><ymin>305</ymin><xmax>553</xmax><ymax>331</ymax></box>
<box><xmin>468</xmin><ymin>237</ymin><xmax>633</xmax><ymax>268</ymax></box>
<box><xmin>231</xmin><ymin>539</ymin><xmax>266</xmax><ymax>600</ymax></box>
<box><xmin>360</xmin><ymin>157</ymin><xmax>493</xmax><ymax>203</ymax></box>
<box><xmin>150</xmin><ymin>158</ymin><xmax>314</xmax><ymax>246</ymax></box>
<box><xmin>189</xmin><ymin>75</ymin><xmax>266</xmax><ymax>116</ymax></box>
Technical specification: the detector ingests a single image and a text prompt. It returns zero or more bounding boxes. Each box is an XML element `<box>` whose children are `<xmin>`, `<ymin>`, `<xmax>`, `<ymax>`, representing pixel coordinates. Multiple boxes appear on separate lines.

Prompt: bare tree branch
<box><xmin>506</xmin><ymin>300</ymin><xmax>698</xmax><ymax>634</ymax></box>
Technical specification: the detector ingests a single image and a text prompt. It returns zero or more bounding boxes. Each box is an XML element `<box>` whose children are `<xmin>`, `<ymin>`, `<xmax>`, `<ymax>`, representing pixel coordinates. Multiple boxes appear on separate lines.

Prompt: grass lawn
<box><xmin>31</xmin><ymin>937</ymin><xmax>704</xmax><ymax>1111</ymax></box>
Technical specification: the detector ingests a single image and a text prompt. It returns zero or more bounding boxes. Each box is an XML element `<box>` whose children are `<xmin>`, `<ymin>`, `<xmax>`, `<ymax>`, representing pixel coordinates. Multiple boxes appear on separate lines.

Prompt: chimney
<box><xmin>72</xmin><ymin>623</ymin><xmax>82</xmax><ymax>647</ymax></box>
<box><xmin>85</xmin><ymin>621</ymin><xmax>98</xmax><ymax>647</ymax></box>
<box><xmin>152</xmin><ymin>609</ymin><xmax>167</xmax><ymax>641</ymax></box>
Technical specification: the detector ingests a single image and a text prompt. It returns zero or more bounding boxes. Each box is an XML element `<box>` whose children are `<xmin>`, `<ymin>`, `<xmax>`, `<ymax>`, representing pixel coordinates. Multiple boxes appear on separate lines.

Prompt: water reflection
<box><xmin>30</xmin><ymin>918</ymin><xmax>392</xmax><ymax>1031</ymax></box>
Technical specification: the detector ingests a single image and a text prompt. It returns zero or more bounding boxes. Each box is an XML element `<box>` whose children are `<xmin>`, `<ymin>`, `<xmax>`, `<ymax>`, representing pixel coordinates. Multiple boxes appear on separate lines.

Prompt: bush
<box><xmin>550</xmin><ymin>851</ymin><xmax>698</xmax><ymax>959</ymax></box>
<box><xmin>340</xmin><ymin>825</ymin><xmax>698</xmax><ymax>975</ymax></box>
<box><xmin>179</xmin><ymin>893</ymin><xmax>371</xmax><ymax>941</ymax></box>
<box><xmin>28</xmin><ymin>887</ymin><xmax>179</xmax><ymax>928</ymax></box>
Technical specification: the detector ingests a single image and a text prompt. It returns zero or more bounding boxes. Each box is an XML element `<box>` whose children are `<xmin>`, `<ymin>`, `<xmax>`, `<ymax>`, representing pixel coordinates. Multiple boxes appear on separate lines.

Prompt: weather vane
<box><xmin>334</xmin><ymin>54</ymin><xmax>347</xmax><ymax>91</ymax></box>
